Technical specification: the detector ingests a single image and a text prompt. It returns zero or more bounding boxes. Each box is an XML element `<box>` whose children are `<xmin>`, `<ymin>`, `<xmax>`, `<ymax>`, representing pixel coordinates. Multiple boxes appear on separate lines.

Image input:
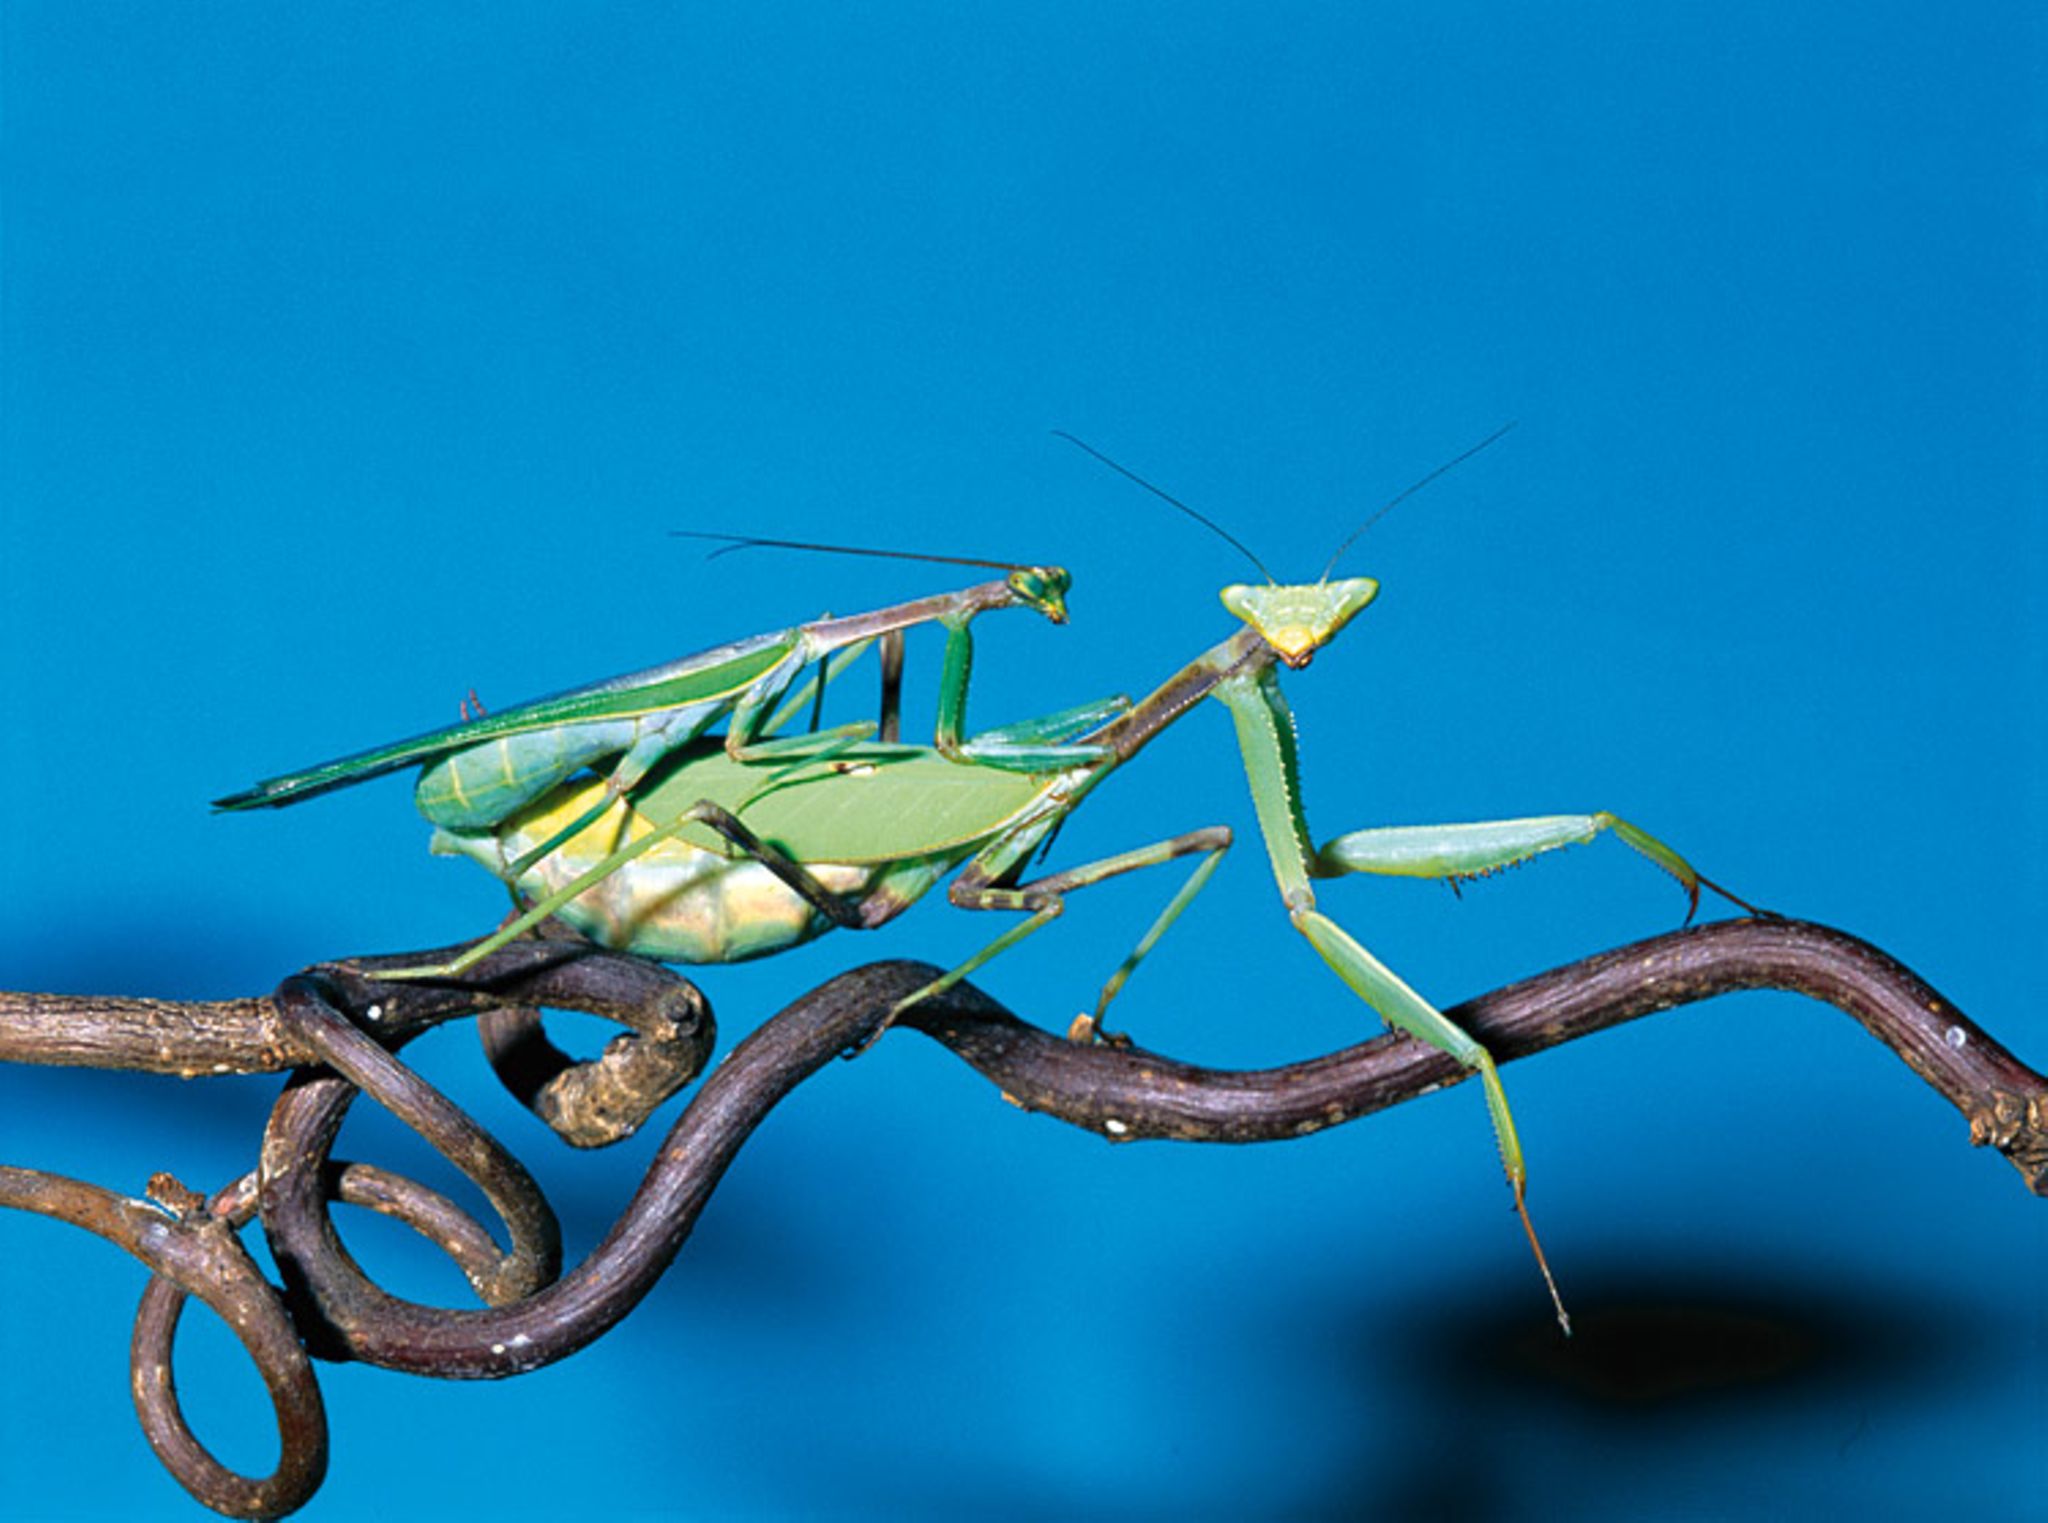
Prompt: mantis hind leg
<box><xmin>506</xmin><ymin>715</ymin><xmax>881</xmax><ymax>884</ymax></box>
<box><xmin>380</xmin><ymin>798</ymin><xmax>870</xmax><ymax>981</ymax></box>
<box><xmin>1317</xmin><ymin>812</ymin><xmax>1764</xmax><ymax>922</ymax></box>
<box><xmin>1291</xmin><ymin>906</ymin><xmax>1570</xmax><ymax>1335</ymax></box>
<box><xmin>866</xmin><ymin>826</ymin><xmax>1232</xmax><ymax>1048</ymax></box>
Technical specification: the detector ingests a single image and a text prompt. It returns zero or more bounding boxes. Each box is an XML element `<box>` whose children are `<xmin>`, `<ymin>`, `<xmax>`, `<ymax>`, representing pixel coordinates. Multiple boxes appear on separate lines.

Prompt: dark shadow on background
<box><xmin>1281</xmin><ymin>1258</ymin><xmax>1983</xmax><ymax>1522</ymax></box>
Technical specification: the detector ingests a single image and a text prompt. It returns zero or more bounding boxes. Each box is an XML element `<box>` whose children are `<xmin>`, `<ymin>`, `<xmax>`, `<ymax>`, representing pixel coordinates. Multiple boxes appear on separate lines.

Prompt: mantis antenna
<box><xmin>1318</xmin><ymin>421</ymin><xmax>1519</xmax><ymax>582</ymax></box>
<box><xmin>670</xmin><ymin>531</ymin><xmax>1039</xmax><ymax>573</ymax></box>
<box><xmin>1053</xmin><ymin>431</ymin><xmax>1277</xmax><ymax>585</ymax></box>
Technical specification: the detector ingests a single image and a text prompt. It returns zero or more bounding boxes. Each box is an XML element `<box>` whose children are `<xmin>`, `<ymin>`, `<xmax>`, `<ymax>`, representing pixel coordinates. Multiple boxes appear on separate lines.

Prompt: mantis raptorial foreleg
<box><xmin>933</xmin><ymin>617</ymin><xmax>1117</xmax><ymax>773</ymax></box>
<box><xmin>959</xmin><ymin>695</ymin><xmax>1129</xmax><ymax>767</ymax></box>
<box><xmin>1209</xmin><ymin>663</ymin><xmax>1582</xmax><ymax>1329</ymax></box>
<box><xmin>1316</xmin><ymin>813</ymin><xmax>1763</xmax><ymax>921</ymax></box>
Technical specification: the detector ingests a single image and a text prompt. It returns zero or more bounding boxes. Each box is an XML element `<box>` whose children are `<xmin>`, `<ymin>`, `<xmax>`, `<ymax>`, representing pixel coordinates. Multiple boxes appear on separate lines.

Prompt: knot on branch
<box><xmin>1971</xmin><ymin>1088</ymin><xmax>2048</xmax><ymax>1195</ymax></box>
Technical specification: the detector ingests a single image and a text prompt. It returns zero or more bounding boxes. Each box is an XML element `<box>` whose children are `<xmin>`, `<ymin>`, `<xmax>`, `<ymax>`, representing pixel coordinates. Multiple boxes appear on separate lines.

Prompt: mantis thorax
<box><xmin>1220</xmin><ymin>578</ymin><xmax>1379</xmax><ymax>668</ymax></box>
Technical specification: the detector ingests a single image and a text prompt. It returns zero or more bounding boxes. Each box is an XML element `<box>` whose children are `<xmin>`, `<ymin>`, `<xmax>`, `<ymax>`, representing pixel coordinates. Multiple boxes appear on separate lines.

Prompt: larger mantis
<box><xmin>219</xmin><ymin>430</ymin><xmax>1752</xmax><ymax>1330</ymax></box>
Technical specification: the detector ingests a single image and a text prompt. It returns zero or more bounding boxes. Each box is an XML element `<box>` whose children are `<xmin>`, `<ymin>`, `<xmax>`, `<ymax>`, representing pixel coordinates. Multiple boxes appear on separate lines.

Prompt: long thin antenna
<box><xmin>670</xmin><ymin>531</ymin><xmax>1030</xmax><ymax>572</ymax></box>
<box><xmin>1319</xmin><ymin>421</ymin><xmax>1518</xmax><ymax>581</ymax></box>
<box><xmin>1053</xmin><ymin>431</ymin><xmax>1276</xmax><ymax>585</ymax></box>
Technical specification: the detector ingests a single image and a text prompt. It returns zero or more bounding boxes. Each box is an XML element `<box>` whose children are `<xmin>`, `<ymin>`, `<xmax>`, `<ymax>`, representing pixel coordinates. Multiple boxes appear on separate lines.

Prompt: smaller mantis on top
<box><xmin>218</xmin><ymin>429</ymin><xmax>1760</xmax><ymax>1331</ymax></box>
<box><xmin>215</xmin><ymin>547</ymin><xmax>1089</xmax><ymax>866</ymax></box>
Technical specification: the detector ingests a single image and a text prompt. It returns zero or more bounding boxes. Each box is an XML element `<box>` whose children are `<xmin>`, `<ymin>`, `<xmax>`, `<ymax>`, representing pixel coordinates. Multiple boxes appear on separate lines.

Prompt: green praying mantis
<box><xmin>217</xmin><ymin>427</ymin><xmax>1757</xmax><ymax>1332</ymax></box>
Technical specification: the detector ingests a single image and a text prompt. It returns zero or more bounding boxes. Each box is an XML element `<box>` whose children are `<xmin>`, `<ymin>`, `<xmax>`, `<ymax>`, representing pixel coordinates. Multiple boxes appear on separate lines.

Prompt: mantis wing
<box><xmin>212</xmin><ymin>631</ymin><xmax>798</xmax><ymax>811</ymax></box>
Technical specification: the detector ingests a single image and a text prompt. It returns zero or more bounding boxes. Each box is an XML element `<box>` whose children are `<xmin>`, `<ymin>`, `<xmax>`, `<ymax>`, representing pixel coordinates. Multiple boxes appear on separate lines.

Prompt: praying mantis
<box><xmin>217</xmin><ymin>427</ymin><xmax>1756</xmax><ymax>1331</ymax></box>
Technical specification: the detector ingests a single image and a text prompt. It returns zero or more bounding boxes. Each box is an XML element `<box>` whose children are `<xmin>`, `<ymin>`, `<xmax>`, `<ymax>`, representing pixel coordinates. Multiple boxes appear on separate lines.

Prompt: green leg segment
<box><xmin>1086</xmin><ymin>846</ymin><xmax>1227</xmax><ymax>1041</ymax></box>
<box><xmin>932</xmin><ymin>617</ymin><xmax>1115</xmax><ymax>773</ymax></box>
<box><xmin>1291</xmin><ymin>906</ymin><xmax>1570</xmax><ymax>1335</ymax></box>
<box><xmin>381</xmin><ymin>797</ymin><xmax>868</xmax><ymax>981</ymax></box>
<box><xmin>1316</xmin><ymin>812</ymin><xmax>1763</xmax><ymax>922</ymax></box>
<box><xmin>957</xmin><ymin>693</ymin><xmax>1126</xmax><ymax>771</ymax></box>
<box><xmin>501</xmin><ymin>727</ymin><xmax>693</xmax><ymax>881</ymax></box>
<box><xmin>1213</xmin><ymin>664</ymin><xmax>1576</xmax><ymax>1332</ymax></box>
<box><xmin>966</xmin><ymin>694</ymin><xmax>1129</xmax><ymax>749</ymax></box>
<box><xmin>878</xmin><ymin>629</ymin><xmax>904</xmax><ymax>743</ymax></box>
<box><xmin>503</xmin><ymin>720</ymin><xmax>878</xmax><ymax>882</ymax></box>
<box><xmin>873</xmin><ymin>827</ymin><xmax>1232</xmax><ymax>1044</ymax></box>
<box><xmin>762</xmin><ymin>637</ymin><xmax>878</xmax><ymax>738</ymax></box>
<box><xmin>728</xmin><ymin>721</ymin><xmax>878</xmax><ymax>765</ymax></box>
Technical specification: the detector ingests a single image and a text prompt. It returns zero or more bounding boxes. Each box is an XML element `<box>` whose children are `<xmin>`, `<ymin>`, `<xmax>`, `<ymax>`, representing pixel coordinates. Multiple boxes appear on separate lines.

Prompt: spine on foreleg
<box><xmin>1214</xmin><ymin>667</ymin><xmax>1317</xmax><ymax>903</ymax></box>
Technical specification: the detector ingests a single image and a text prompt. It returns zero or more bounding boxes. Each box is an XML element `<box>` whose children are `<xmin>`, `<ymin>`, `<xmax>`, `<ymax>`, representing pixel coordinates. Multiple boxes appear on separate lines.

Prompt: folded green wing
<box><xmin>212</xmin><ymin>632</ymin><xmax>796</xmax><ymax>811</ymax></box>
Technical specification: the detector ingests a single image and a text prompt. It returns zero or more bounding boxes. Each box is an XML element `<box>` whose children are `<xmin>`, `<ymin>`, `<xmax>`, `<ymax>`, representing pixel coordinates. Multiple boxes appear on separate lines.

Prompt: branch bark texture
<box><xmin>0</xmin><ymin>916</ymin><xmax>2040</xmax><ymax>1517</ymax></box>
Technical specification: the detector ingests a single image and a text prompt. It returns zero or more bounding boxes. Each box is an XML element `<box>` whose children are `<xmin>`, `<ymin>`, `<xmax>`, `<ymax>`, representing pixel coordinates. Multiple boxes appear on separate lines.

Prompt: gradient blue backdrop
<box><xmin>3</xmin><ymin>5</ymin><xmax>2042</xmax><ymax>1518</ymax></box>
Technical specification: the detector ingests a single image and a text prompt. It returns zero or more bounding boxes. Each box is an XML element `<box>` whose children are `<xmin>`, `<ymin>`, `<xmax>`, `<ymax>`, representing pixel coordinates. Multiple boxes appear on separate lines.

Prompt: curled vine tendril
<box><xmin>1</xmin><ymin>917</ymin><xmax>2042</xmax><ymax>1516</ymax></box>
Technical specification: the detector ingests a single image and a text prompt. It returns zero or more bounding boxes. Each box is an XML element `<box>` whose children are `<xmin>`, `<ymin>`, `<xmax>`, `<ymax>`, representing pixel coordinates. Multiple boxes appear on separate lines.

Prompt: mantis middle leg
<box><xmin>880</xmin><ymin>825</ymin><xmax>1234</xmax><ymax>1041</ymax></box>
<box><xmin>1317</xmin><ymin>814</ymin><xmax>1763</xmax><ymax>919</ymax></box>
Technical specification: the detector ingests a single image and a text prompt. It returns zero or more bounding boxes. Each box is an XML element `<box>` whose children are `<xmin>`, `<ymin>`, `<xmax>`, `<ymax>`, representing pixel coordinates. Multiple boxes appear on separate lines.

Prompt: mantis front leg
<box><xmin>932</xmin><ymin>618</ymin><xmax>1118</xmax><ymax>772</ymax></box>
<box><xmin>1214</xmin><ymin>664</ymin><xmax>1572</xmax><ymax>1333</ymax></box>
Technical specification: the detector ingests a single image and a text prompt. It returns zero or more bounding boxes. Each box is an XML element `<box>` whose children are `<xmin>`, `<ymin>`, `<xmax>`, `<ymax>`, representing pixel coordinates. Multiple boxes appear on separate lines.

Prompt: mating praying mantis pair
<box><xmin>217</xmin><ymin>428</ymin><xmax>1756</xmax><ymax>1332</ymax></box>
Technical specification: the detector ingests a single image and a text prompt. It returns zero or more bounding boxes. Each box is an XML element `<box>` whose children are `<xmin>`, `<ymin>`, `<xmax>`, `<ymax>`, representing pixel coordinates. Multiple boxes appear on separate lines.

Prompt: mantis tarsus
<box><xmin>218</xmin><ymin>429</ymin><xmax>1758</xmax><ymax>1332</ymax></box>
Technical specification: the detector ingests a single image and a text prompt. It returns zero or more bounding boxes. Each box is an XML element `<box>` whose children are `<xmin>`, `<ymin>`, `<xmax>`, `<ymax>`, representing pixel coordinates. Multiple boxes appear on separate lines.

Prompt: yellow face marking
<box><xmin>1268</xmin><ymin>626</ymin><xmax>1318</xmax><ymax>661</ymax></box>
<box><xmin>1220</xmin><ymin>578</ymin><xmax>1380</xmax><ymax>666</ymax></box>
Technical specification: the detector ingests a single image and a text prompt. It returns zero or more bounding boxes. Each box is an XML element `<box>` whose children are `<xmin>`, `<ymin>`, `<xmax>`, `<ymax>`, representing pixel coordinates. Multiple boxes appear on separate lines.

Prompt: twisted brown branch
<box><xmin>0</xmin><ymin>916</ymin><xmax>2041</xmax><ymax>1516</ymax></box>
<box><xmin>0</xmin><ymin>1167</ymin><xmax>325</xmax><ymax>1520</ymax></box>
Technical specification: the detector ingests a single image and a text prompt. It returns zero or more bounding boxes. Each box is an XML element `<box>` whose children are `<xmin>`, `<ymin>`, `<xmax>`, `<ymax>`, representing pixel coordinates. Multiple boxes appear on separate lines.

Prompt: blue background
<box><xmin>3</xmin><ymin>5</ymin><xmax>2042</xmax><ymax>1517</ymax></box>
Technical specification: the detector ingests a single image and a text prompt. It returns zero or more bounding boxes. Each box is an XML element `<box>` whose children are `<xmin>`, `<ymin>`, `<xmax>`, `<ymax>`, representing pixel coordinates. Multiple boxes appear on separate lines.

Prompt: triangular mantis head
<box><xmin>1219</xmin><ymin>578</ymin><xmax>1380</xmax><ymax>668</ymax></box>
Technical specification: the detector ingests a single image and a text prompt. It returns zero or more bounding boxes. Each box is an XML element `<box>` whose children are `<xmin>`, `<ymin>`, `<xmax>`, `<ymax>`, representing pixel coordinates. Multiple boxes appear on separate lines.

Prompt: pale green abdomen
<box><xmin>430</xmin><ymin>737</ymin><xmax>1058</xmax><ymax>963</ymax></box>
<box><xmin>431</xmin><ymin>785</ymin><xmax>956</xmax><ymax>964</ymax></box>
<box><xmin>434</xmin><ymin>817</ymin><xmax>887</xmax><ymax>962</ymax></box>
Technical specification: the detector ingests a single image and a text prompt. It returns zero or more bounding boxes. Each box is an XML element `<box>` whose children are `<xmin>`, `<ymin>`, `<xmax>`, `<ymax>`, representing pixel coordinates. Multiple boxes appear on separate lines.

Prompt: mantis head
<box><xmin>1221</xmin><ymin>578</ymin><xmax>1379</xmax><ymax>668</ymax></box>
<box><xmin>1006</xmin><ymin>565</ymin><xmax>1072</xmax><ymax>624</ymax></box>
